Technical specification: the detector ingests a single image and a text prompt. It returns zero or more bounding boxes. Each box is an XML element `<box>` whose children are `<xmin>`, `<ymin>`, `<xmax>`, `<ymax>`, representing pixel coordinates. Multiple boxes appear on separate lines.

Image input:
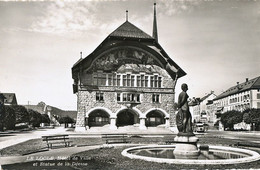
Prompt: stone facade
<box><xmin>75</xmin><ymin>65</ymin><xmax>176</xmax><ymax>130</ymax></box>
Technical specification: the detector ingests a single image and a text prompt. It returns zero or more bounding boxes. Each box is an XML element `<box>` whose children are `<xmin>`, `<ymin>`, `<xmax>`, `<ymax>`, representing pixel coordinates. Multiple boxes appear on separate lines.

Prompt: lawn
<box><xmin>1</xmin><ymin>134</ymin><xmax>260</xmax><ymax>169</ymax></box>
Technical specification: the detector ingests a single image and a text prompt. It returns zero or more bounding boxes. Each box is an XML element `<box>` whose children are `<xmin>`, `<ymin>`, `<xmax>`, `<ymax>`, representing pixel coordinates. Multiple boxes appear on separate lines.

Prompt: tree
<box><xmin>28</xmin><ymin>109</ymin><xmax>42</xmax><ymax>127</ymax></box>
<box><xmin>0</xmin><ymin>98</ymin><xmax>5</xmax><ymax>131</ymax></box>
<box><xmin>4</xmin><ymin>105</ymin><xmax>16</xmax><ymax>130</ymax></box>
<box><xmin>221</xmin><ymin>110</ymin><xmax>243</xmax><ymax>130</ymax></box>
<box><xmin>41</xmin><ymin>114</ymin><xmax>50</xmax><ymax>124</ymax></box>
<box><xmin>58</xmin><ymin>116</ymin><xmax>75</xmax><ymax>128</ymax></box>
<box><xmin>243</xmin><ymin>108</ymin><xmax>260</xmax><ymax>130</ymax></box>
<box><xmin>12</xmin><ymin>105</ymin><xmax>29</xmax><ymax>124</ymax></box>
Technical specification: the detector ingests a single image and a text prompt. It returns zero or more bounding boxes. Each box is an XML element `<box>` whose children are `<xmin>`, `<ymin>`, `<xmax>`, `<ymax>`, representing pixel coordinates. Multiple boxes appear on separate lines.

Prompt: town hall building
<box><xmin>72</xmin><ymin>4</ymin><xmax>186</xmax><ymax>131</ymax></box>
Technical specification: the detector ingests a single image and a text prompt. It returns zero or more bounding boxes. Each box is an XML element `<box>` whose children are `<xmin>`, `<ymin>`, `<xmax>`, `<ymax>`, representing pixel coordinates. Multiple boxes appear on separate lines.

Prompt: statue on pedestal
<box><xmin>176</xmin><ymin>83</ymin><xmax>193</xmax><ymax>135</ymax></box>
<box><xmin>174</xmin><ymin>83</ymin><xmax>199</xmax><ymax>157</ymax></box>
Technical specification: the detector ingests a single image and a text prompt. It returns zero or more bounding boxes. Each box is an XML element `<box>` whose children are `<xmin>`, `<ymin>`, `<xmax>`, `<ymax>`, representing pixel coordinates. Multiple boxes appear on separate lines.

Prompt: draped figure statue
<box><xmin>176</xmin><ymin>83</ymin><xmax>193</xmax><ymax>134</ymax></box>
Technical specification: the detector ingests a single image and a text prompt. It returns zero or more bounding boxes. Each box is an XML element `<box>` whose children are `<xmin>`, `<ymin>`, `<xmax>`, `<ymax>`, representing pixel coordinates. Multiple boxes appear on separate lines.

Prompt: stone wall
<box><xmin>75</xmin><ymin>67</ymin><xmax>178</xmax><ymax>130</ymax></box>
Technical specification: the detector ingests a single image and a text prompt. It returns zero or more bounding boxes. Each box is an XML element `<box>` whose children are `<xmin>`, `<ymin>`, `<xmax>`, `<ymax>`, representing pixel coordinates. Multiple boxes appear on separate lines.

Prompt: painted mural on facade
<box><xmin>89</xmin><ymin>47</ymin><xmax>162</xmax><ymax>72</ymax></box>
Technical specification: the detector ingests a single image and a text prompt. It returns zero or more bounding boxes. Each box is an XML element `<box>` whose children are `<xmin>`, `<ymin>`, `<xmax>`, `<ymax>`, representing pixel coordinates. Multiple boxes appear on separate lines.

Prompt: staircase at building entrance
<box><xmin>86</xmin><ymin>124</ymin><xmax>171</xmax><ymax>134</ymax></box>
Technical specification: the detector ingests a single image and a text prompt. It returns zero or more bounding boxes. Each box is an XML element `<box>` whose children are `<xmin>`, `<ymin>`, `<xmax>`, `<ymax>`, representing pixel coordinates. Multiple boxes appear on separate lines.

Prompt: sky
<box><xmin>0</xmin><ymin>0</ymin><xmax>259</xmax><ymax>110</ymax></box>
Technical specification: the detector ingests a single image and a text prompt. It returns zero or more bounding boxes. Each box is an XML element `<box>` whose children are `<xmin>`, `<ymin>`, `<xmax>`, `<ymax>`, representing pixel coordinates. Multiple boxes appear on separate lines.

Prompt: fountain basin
<box><xmin>122</xmin><ymin>145</ymin><xmax>260</xmax><ymax>165</ymax></box>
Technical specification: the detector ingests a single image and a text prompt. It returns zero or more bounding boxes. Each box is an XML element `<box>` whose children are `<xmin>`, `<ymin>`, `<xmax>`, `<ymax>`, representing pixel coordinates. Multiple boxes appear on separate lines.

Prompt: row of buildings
<box><xmin>190</xmin><ymin>76</ymin><xmax>260</xmax><ymax>130</ymax></box>
<box><xmin>71</xmin><ymin>4</ymin><xmax>260</xmax><ymax>132</ymax></box>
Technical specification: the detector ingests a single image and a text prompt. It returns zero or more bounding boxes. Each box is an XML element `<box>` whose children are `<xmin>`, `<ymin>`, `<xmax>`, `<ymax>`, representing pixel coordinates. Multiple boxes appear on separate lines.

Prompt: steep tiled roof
<box><xmin>1</xmin><ymin>93</ymin><xmax>17</xmax><ymax>105</ymax></box>
<box><xmin>109</xmin><ymin>21</ymin><xmax>154</xmax><ymax>39</ymax></box>
<box><xmin>24</xmin><ymin>105</ymin><xmax>46</xmax><ymax>114</ymax></box>
<box><xmin>214</xmin><ymin>76</ymin><xmax>260</xmax><ymax>100</ymax></box>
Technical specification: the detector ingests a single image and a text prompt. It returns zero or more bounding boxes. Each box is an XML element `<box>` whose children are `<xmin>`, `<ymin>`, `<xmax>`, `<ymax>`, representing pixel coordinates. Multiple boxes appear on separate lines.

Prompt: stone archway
<box><xmin>116</xmin><ymin>109</ymin><xmax>139</xmax><ymax>127</ymax></box>
<box><xmin>88</xmin><ymin>109</ymin><xmax>110</xmax><ymax>127</ymax></box>
<box><xmin>145</xmin><ymin>110</ymin><xmax>165</xmax><ymax>127</ymax></box>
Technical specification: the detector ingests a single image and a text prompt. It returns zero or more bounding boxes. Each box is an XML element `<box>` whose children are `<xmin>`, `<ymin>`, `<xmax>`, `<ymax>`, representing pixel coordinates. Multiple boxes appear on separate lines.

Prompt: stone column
<box><xmin>75</xmin><ymin>104</ymin><xmax>87</xmax><ymax>132</ymax></box>
<box><xmin>85</xmin><ymin>117</ymin><xmax>89</xmax><ymax>129</ymax></box>
<box><xmin>139</xmin><ymin>116</ymin><xmax>147</xmax><ymax>130</ymax></box>
<box><xmin>75</xmin><ymin>111</ymin><xmax>86</xmax><ymax>132</ymax></box>
<box><xmin>165</xmin><ymin>117</ymin><xmax>170</xmax><ymax>128</ymax></box>
<box><xmin>110</xmin><ymin>116</ymin><xmax>117</xmax><ymax>130</ymax></box>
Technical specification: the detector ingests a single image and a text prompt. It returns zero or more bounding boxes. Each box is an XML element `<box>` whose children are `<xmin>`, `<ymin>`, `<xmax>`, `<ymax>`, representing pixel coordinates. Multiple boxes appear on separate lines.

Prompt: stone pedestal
<box><xmin>173</xmin><ymin>133</ymin><xmax>200</xmax><ymax>158</ymax></box>
<box><xmin>110</xmin><ymin>117</ymin><xmax>117</xmax><ymax>130</ymax></box>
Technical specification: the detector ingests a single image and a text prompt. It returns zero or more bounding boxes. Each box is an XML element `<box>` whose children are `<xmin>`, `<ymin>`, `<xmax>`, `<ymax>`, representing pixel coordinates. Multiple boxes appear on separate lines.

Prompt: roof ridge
<box><xmin>109</xmin><ymin>21</ymin><xmax>154</xmax><ymax>39</ymax></box>
<box><xmin>214</xmin><ymin>76</ymin><xmax>260</xmax><ymax>100</ymax></box>
<box><xmin>249</xmin><ymin>76</ymin><xmax>260</xmax><ymax>88</ymax></box>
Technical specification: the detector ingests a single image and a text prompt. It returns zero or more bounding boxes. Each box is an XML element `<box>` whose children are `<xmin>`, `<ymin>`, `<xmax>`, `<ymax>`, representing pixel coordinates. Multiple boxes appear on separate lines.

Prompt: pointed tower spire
<box><xmin>153</xmin><ymin>3</ymin><xmax>158</xmax><ymax>42</ymax></box>
<box><xmin>126</xmin><ymin>10</ymin><xmax>128</xmax><ymax>21</ymax></box>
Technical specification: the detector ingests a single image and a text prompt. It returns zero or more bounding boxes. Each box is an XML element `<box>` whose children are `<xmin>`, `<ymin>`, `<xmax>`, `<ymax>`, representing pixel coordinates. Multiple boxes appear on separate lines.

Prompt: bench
<box><xmin>234</xmin><ymin>142</ymin><xmax>260</xmax><ymax>148</ymax></box>
<box><xmin>165</xmin><ymin>140</ymin><xmax>175</xmax><ymax>145</ymax></box>
<box><xmin>42</xmin><ymin>135</ymin><xmax>72</xmax><ymax>149</ymax></box>
<box><xmin>102</xmin><ymin>133</ymin><xmax>131</xmax><ymax>144</ymax></box>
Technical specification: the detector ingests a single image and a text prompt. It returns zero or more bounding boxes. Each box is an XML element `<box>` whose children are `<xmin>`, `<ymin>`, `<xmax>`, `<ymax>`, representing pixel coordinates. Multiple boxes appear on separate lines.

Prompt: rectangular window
<box><xmin>257</xmin><ymin>93</ymin><xmax>260</xmax><ymax>99</ymax></box>
<box><xmin>141</xmin><ymin>75</ymin><xmax>145</xmax><ymax>87</ymax></box>
<box><xmin>127</xmin><ymin>94</ymin><xmax>131</xmax><ymax>101</ymax></box>
<box><xmin>150</xmin><ymin>77</ymin><xmax>154</xmax><ymax>88</ymax></box>
<box><xmin>150</xmin><ymin>117</ymin><xmax>155</xmax><ymax>122</ymax></box>
<box><xmin>113</xmin><ymin>74</ymin><xmax>117</xmax><ymax>86</ymax></box>
<box><xmin>96</xmin><ymin>92</ymin><xmax>104</xmax><ymax>101</ymax></box>
<box><xmin>131</xmin><ymin>75</ymin><xmax>135</xmax><ymax>87</ymax></box>
<box><xmin>137</xmin><ymin>76</ymin><xmax>141</xmax><ymax>87</ymax></box>
<box><xmin>123</xmin><ymin>93</ymin><xmax>127</xmax><ymax>101</ymax></box>
<box><xmin>108</xmin><ymin>74</ymin><xmax>112</xmax><ymax>86</ymax></box>
<box><xmin>145</xmin><ymin>76</ymin><xmax>149</xmax><ymax>87</ymax></box>
<box><xmin>136</xmin><ymin>94</ymin><xmax>140</xmax><ymax>102</ymax></box>
<box><xmin>158</xmin><ymin>77</ymin><xmax>162</xmax><ymax>88</ymax></box>
<box><xmin>154</xmin><ymin>75</ymin><xmax>158</xmax><ymax>88</ymax></box>
<box><xmin>99</xmin><ymin>73</ymin><xmax>106</xmax><ymax>86</ymax></box>
<box><xmin>93</xmin><ymin>72</ymin><xmax>106</xmax><ymax>86</ymax></box>
<box><xmin>117</xmin><ymin>75</ymin><xmax>121</xmax><ymax>86</ymax></box>
<box><xmin>257</xmin><ymin>102</ymin><xmax>260</xmax><ymax>109</ymax></box>
<box><xmin>123</xmin><ymin>75</ymin><xmax>127</xmax><ymax>86</ymax></box>
<box><xmin>127</xmin><ymin>74</ymin><xmax>131</xmax><ymax>87</ymax></box>
<box><xmin>117</xmin><ymin>93</ymin><xmax>121</xmax><ymax>102</ymax></box>
<box><xmin>93</xmin><ymin>73</ymin><xmax>98</xmax><ymax>85</ymax></box>
<box><xmin>152</xmin><ymin>94</ymin><xmax>160</xmax><ymax>103</ymax></box>
<box><xmin>131</xmin><ymin>94</ymin><xmax>135</xmax><ymax>101</ymax></box>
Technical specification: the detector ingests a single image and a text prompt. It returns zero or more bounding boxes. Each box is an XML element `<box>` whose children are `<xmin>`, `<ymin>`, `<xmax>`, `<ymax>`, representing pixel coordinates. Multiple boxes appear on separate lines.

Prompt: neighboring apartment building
<box><xmin>71</xmin><ymin>4</ymin><xmax>186</xmax><ymax>131</ymax></box>
<box><xmin>190</xmin><ymin>92</ymin><xmax>217</xmax><ymax>125</ymax></box>
<box><xmin>213</xmin><ymin>76</ymin><xmax>260</xmax><ymax>112</ymax></box>
<box><xmin>213</xmin><ymin>76</ymin><xmax>260</xmax><ymax>130</ymax></box>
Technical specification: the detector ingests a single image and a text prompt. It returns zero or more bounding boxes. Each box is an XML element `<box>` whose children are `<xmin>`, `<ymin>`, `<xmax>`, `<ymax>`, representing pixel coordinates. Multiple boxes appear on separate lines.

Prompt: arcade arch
<box><xmin>145</xmin><ymin>109</ymin><xmax>167</xmax><ymax>127</ymax></box>
<box><xmin>88</xmin><ymin>109</ymin><xmax>110</xmax><ymax>127</ymax></box>
<box><xmin>116</xmin><ymin>109</ymin><xmax>139</xmax><ymax>127</ymax></box>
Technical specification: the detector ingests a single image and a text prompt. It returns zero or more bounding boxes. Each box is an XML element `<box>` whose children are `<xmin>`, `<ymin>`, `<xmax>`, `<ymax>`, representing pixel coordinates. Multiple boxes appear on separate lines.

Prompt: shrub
<box><xmin>4</xmin><ymin>105</ymin><xmax>16</xmax><ymax>130</ymax></box>
<box><xmin>221</xmin><ymin>110</ymin><xmax>243</xmax><ymax>130</ymax></box>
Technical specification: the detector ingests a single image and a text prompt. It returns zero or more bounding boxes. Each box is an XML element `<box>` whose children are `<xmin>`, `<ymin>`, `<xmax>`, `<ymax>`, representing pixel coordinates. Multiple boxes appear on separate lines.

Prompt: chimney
<box><xmin>237</xmin><ymin>82</ymin><xmax>239</xmax><ymax>85</ymax></box>
<box><xmin>246</xmin><ymin>78</ymin><xmax>249</xmax><ymax>82</ymax></box>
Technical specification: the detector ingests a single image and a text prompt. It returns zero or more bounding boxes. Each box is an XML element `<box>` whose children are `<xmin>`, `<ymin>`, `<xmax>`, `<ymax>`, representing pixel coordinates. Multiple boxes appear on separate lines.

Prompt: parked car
<box><xmin>194</xmin><ymin>123</ymin><xmax>205</xmax><ymax>132</ymax></box>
